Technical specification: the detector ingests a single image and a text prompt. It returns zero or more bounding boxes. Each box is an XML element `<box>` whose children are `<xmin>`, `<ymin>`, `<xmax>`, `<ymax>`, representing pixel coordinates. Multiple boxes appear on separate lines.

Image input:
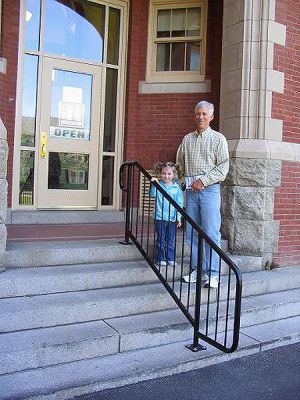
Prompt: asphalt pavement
<box><xmin>75</xmin><ymin>342</ymin><xmax>300</xmax><ymax>400</ymax></box>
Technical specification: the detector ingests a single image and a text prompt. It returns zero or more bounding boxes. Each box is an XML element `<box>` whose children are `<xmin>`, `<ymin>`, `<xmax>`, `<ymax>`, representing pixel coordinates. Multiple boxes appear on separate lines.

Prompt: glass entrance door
<box><xmin>37</xmin><ymin>58</ymin><xmax>102</xmax><ymax>208</ymax></box>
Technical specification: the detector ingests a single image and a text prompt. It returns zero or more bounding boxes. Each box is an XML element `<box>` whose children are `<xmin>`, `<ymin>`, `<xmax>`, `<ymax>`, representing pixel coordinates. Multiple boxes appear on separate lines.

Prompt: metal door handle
<box><xmin>40</xmin><ymin>132</ymin><xmax>47</xmax><ymax>158</ymax></box>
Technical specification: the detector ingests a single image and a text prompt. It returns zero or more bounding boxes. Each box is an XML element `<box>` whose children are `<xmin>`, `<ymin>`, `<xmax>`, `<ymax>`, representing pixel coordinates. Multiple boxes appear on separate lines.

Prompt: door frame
<box><xmin>37</xmin><ymin>57</ymin><xmax>103</xmax><ymax>209</ymax></box>
<box><xmin>12</xmin><ymin>0</ymin><xmax>129</xmax><ymax>211</ymax></box>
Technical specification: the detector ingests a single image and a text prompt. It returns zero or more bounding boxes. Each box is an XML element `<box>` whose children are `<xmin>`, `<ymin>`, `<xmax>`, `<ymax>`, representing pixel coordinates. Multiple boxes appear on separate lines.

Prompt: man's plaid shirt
<box><xmin>176</xmin><ymin>127</ymin><xmax>229</xmax><ymax>187</ymax></box>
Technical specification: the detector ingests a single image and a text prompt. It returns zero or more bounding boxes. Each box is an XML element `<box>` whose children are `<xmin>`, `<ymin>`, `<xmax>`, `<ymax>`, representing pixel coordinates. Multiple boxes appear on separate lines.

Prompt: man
<box><xmin>176</xmin><ymin>101</ymin><xmax>229</xmax><ymax>288</ymax></box>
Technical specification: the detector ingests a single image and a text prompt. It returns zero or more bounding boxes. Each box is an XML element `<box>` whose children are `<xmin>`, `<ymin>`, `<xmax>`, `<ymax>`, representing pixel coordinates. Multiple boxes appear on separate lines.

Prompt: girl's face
<box><xmin>161</xmin><ymin>166</ymin><xmax>175</xmax><ymax>184</ymax></box>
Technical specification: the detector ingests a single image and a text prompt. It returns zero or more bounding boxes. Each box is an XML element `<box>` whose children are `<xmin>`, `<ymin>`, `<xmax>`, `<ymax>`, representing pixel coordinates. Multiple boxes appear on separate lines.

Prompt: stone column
<box><xmin>219</xmin><ymin>0</ymin><xmax>286</xmax><ymax>266</ymax></box>
<box><xmin>0</xmin><ymin>118</ymin><xmax>7</xmax><ymax>271</ymax></box>
<box><xmin>221</xmin><ymin>159</ymin><xmax>280</xmax><ymax>263</ymax></box>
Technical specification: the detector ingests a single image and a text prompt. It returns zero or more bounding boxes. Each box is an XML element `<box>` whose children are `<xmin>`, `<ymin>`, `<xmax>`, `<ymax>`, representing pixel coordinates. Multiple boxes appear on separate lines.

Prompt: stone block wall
<box><xmin>221</xmin><ymin>159</ymin><xmax>281</xmax><ymax>265</ymax></box>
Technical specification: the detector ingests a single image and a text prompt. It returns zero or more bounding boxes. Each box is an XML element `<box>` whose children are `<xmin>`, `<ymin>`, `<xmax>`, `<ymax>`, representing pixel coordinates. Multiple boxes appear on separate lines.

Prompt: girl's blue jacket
<box><xmin>149</xmin><ymin>180</ymin><xmax>184</xmax><ymax>222</ymax></box>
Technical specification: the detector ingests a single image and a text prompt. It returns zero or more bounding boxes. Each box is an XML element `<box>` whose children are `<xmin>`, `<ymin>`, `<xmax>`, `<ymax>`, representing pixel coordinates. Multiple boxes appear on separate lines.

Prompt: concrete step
<box><xmin>0</xmin><ymin>251</ymin><xmax>263</xmax><ymax>298</ymax></box>
<box><xmin>0</xmin><ymin>282</ymin><xmax>178</xmax><ymax>333</ymax></box>
<box><xmin>0</xmin><ymin>260</ymin><xmax>184</xmax><ymax>298</ymax></box>
<box><xmin>4</xmin><ymin>238</ymin><xmax>262</xmax><ymax>271</ymax></box>
<box><xmin>98</xmin><ymin>287</ymin><xmax>300</xmax><ymax>353</ymax></box>
<box><xmin>0</xmin><ymin>266</ymin><xmax>299</xmax><ymax>341</ymax></box>
<box><xmin>4</xmin><ymin>239</ymin><xmax>142</xmax><ymax>268</ymax></box>
<box><xmin>1</xmin><ymin>267</ymin><xmax>299</xmax><ymax>333</ymax></box>
<box><xmin>0</xmin><ymin>320</ymin><xmax>119</xmax><ymax>375</ymax></box>
<box><xmin>0</xmin><ymin>284</ymin><xmax>299</xmax><ymax>376</ymax></box>
<box><xmin>6</xmin><ymin>209</ymin><xmax>125</xmax><ymax>225</ymax></box>
<box><xmin>0</xmin><ymin>316</ymin><xmax>299</xmax><ymax>400</ymax></box>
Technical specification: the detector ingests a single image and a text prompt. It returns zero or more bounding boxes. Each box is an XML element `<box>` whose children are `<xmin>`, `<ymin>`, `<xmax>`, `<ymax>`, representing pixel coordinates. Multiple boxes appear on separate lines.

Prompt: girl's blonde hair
<box><xmin>153</xmin><ymin>162</ymin><xmax>181</xmax><ymax>180</ymax></box>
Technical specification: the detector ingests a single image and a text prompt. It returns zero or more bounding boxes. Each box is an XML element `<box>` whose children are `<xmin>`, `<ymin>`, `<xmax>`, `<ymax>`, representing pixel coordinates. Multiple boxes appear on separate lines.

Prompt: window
<box><xmin>147</xmin><ymin>0</ymin><xmax>207</xmax><ymax>83</ymax></box>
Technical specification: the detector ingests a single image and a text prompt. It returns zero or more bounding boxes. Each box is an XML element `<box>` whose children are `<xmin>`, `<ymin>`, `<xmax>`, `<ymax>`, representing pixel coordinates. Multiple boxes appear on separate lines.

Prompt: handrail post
<box><xmin>186</xmin><ymin>236</ymin><xmax>206</xmax><ymax>352</ymax></box>
<box><xmin>120</xmin><ymin>163</ymin><xmax>133</xmax><ymax>245</ymax></box>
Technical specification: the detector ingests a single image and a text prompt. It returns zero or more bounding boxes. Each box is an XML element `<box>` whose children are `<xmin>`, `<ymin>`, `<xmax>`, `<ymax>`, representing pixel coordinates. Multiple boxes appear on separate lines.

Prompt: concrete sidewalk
<box><xmin>0</xmin><ymin>316</ymin><xmax>299</xmax><ymax>400</ymax></box>
<box><xmin>74</xmin><ymin>342</ymin><xmax>300</xmax><ymax>400</ymax></box>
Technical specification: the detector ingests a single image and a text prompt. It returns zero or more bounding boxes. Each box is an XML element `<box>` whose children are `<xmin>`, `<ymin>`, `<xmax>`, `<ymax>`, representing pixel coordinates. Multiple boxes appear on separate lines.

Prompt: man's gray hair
<box><xmin>195</xmin><ymin>101</ymin><xmax>214</xmax><ymax>116</ymax></box>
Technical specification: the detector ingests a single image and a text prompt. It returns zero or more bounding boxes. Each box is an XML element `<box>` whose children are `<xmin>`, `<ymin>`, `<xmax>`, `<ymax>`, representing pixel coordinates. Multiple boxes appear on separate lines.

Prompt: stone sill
<box><xmin>139</xmin><ymin>80</ymin><xmax>211</xmax><ymax>94</ymax></box>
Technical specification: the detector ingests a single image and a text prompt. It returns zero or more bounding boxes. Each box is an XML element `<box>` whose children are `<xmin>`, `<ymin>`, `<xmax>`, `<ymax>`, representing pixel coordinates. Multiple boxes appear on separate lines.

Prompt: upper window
<box><xmin>147</xmin><ymin>0</ymin><xmax>207</xmax><ymax>83</ymax></box>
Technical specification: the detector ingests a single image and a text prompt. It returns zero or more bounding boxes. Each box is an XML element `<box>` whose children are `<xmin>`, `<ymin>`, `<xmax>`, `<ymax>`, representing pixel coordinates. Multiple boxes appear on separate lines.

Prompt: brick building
<box><xmin>0</xmin><ymin>0</ymin><xmax>299</xmax><ymax>267</ymax></box>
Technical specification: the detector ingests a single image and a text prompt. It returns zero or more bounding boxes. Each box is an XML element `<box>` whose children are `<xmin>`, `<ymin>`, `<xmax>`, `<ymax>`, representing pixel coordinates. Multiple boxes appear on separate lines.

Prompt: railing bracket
<box><xmin>119</xmin><ymin>240</ymin><xmax>133</xmax><ymax>245</ymax></box>
<box><xmin>185</xmin><ymin>343</ymin><xmax>207</xmax><ymax>352</ymax></box>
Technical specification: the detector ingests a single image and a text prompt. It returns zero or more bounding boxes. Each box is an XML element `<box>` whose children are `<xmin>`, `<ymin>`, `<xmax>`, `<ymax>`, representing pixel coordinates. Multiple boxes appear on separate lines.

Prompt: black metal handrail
<box><xmin>119</xmin><ymin>160</ymin><xmax>242</xmax><ymax>353</ymax></box>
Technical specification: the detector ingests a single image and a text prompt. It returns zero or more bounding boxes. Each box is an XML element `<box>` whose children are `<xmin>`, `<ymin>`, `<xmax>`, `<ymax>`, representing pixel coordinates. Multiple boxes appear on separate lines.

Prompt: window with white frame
<box><xmin>146</xmin><ymin>0</ymin><xmax>207</xmax><ymax>83</ymax></box>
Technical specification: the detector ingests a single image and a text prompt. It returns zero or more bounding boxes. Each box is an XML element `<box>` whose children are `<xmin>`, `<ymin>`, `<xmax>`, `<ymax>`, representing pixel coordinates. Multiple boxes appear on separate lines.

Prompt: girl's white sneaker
<box><xmin>204</xmin><ymin>276</ymin><xmax>219</xmax><ymax>288</ymax></box>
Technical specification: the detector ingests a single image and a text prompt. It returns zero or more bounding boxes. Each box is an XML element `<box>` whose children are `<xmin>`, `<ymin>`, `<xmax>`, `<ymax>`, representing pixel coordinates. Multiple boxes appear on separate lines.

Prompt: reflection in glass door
<box><xmin>37</xmin><ymin>58</ymin><xmax>102</xmax><ymax>208</ymax></box>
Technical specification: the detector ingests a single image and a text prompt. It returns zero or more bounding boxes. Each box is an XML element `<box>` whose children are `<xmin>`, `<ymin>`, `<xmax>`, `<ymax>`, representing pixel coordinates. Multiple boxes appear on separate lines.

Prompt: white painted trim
<box><xmin>0</xmin><ymin>118</ymin><xmax>7</xmax><ymax>140</ymax></box>
<box><xmin>228</xmin><ymin>139</ymin><xmax>300</xmax><ymax>162</ymax></box>
<box><xmin>0</xmin><ymin>58</ymin><xmax>6</xmax><ymax>74</ymax></box>
<box><xmin>139</xmin><ymin>80</ymin><xmax>211</xmax><ymax>94</ymax></box>
<box><xmin>146</xmin><ymin>0</ymin><xmax>208</xmax><ymax>84</ymax></box>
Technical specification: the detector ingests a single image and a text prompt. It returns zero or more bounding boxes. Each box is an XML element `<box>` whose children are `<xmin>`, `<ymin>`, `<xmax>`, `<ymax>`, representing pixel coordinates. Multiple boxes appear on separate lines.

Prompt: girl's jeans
<box><xmin>154</xmin><ymin>220</ymin><xmax>176</xmax><ymax>262</ymax></box>
<box><xmin>186</xmin><ymin>184</ymin><xmax>221</xmax><ymax>278</ymax></box>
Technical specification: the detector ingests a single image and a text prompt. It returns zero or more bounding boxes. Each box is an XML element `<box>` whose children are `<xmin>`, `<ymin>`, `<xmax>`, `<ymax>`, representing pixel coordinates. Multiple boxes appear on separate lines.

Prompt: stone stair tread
<box><xmin>0</xmin><ymin>264</ymin><xmax>299</xmax><ymax>379</ymax></box>
<box><xmin>1</xmin><ymin>267</ymin><xmax>299</xmax><ymax>316</ymax></box>
<box><xmin>0</xmin><ymin>286</ymin><xmax>299</xmax><ymax>374</ymax></box>
<box><xmin>1</xmin><ymin>316</ymin><xmax>299</xmax><ymax>400</ymax></box>
<box><xmin>0</xmin><ymin>282</ymin><xmax>170</xmax><ymax>313</ymax></box>
<box><xmin>2</xmin><ymin>255</ymin><xmax>289</xmax><ymax>299</ymax></box>
<box><xmin>0</xmin><ymin>282</ymin><xmax>177</xmax><ymax>333</ymax></box>
<box><xmin>241</xmin><ymin>287</ymin><xmax>300</xmax><ymax>309</ymax></box>
<box><xmin>7</xmin><ymin>210</ymin><xmax>125</xmax><ymax>225</ymax></box>
<box><xmin>0</xmin><ymin>260</ymin><xmax>149</xmax><ymax>280</ymax></box>
<box><xmin>106</xmin><ymin>287</ymin><xmax>300</xmax><ymax>331</ymax></box>
<box><xmin>0</xmin><ymin>320</ymin><xmax>117</xmax><ymax>353</ymax></box>
<box><xmin>0</xmin><ymin>260</ymin><xmax>154</xmax><ymax>297</ymax></box>
<box><xmin>1</xmin><ymin>263</ymin><xmax>299</xmax><ymax>299</ymax></box>
<box><xmin>2</xmin><ymin>260</ymin><xmax>298</xmax><ymax>283</ymax></box>
<box><xmin>1</xmin><ymin>268</ymin><xmax>299</xmax><ymax>334</ymax></box>
<box><xmin>240</xmin><ymin>315</ymin><xmax>300</xmax><ymax>349</ymax></box>
<box><xmin>4</xmin><ymin>239</ymin><xmax>142</xmax><ymax>268</ymax></box>
<box><xmin>5</xmin><ymin>237</ymin><xmax>260</xmax><ymax>270</ymax></box>
<box><xmin>1</xmin><ymin>286</ymin><xmax>299</xmax><ymax>348</ymax></box>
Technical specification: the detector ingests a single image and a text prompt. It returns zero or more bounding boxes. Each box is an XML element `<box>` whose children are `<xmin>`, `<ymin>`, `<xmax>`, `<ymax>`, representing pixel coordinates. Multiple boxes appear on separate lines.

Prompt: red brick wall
<box><xmin>273</xmin><ymin>162</ymin><xmax>300</xmax><ymax>266</ymax></box>
<box><xmin>0</xmin><ymin>0</ymin><xmax>20</xmax><ymax>208</ymax></box>
<box><xmin>124</xmin><ymin>0</ymin><xmax>223</xmax><ymax>169</ymax></box>
<box><xmin>272</xmin><ymin>0</ymin><xmax>300</xmax><ymax>266</ymax></box>
<box><xmin>272</xmin><ymin>0</ymin><xmax>300</xmax><ymax>144</ymax></box>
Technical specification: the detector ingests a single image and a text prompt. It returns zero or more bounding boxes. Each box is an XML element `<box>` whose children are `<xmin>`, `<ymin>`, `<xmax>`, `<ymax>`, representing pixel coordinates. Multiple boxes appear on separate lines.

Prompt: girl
<box><xmin>149</xmin><ymin>162</ymin><xmax>184</xmax><ymax>267</ymax></box>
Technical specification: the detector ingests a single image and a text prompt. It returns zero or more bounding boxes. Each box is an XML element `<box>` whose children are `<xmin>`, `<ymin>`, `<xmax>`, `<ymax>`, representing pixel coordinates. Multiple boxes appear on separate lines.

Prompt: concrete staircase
<box><xmin>0</xmin><ymin>238</ymin><xmax>300</xmax><ymax>400</ymax></box>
